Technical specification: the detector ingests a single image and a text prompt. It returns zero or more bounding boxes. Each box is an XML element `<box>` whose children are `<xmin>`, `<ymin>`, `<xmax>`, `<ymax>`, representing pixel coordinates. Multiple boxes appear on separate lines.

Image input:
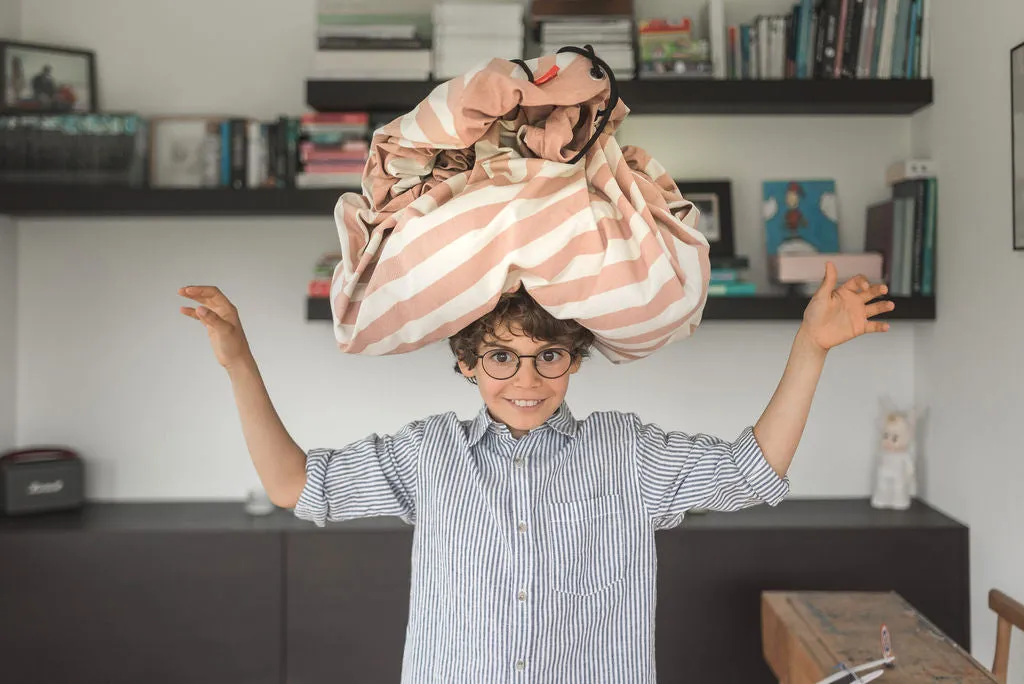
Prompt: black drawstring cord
<box><xmin>555</xmin><ymin>44</ymin><xmax>620</xmax><ymax>164</ymax></box>
<box><xmin>511</xmin><ymin>59</ymin><xmax>535</xmax><ymax>83</ymax></box>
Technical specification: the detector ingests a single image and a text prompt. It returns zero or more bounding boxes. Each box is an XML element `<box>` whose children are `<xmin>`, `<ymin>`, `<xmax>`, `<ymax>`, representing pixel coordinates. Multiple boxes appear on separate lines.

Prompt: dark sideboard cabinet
<box><xmin>0</xmin><ymin>499</ymin><xmax>969</xmax><ymax>684</ymax></box>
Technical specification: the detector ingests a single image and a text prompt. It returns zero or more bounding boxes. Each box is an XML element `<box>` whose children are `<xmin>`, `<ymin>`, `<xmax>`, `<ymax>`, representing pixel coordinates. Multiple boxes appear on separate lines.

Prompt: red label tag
<box><xmin>534</xmin><ymin>65</ymin><xmax>559</xmax><ymax>85</ymax></box>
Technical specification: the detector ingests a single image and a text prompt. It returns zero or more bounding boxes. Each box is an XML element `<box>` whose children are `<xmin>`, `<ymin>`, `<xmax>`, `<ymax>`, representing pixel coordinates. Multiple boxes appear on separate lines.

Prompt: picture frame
<box><xmin>1012</xmin><ymin>40</ymin><xmax>1024</xmax><ymax>250</ymax></box>
<box><xmin>1</xmin><ymin>39</ymin><xmax>98</xmax><ymax>114</ymax></box>
<box><xmin>674</xmin><ymin>179</ymin><xmax>735</xmax><ymax>258</ymax></box>
<box><xmin>148</xmin><ymin>116</ymin><xmax>225</xmax><ymax>188</ymax></box>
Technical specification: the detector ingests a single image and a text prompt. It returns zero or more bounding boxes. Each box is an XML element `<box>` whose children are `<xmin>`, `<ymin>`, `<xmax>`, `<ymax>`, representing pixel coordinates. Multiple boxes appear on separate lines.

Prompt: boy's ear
<box><xmin>569</xmin><ymin>355</ymin><xmax>583</xmax><ymax>374</ymax></box>
<box><xmin>457</xmin><ymin>357</ymin><xmax>476</xmax><ymax>379</ymax></box>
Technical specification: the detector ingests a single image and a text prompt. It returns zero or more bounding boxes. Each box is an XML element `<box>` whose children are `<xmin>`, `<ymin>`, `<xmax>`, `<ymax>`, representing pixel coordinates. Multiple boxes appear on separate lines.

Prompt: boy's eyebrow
<box><xmin>482</xmin><ymin>341</ymin><xmax>562</xmax><ymax>352</ymax></box>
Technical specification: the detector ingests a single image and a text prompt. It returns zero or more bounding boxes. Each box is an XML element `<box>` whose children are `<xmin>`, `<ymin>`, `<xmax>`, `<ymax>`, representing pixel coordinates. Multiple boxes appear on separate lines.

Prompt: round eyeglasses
<box><xmin>476</xmin><ymin>348</ymin><xmax>575</xmax><ymax>380</ymax></box>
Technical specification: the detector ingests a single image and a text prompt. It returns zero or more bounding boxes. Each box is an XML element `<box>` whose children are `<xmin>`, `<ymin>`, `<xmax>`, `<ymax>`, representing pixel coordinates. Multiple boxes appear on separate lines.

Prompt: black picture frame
<box><xmin>1</xmin><ymin>39</ymin><xmax>98</xmax><ymax>114</ymax></box>
<box><xmin>674</xmin><ymin>179</ymin><xmax>735</xmax><ymax>258</ymax></box>
<box><xmin>1012</xmin><ymin>40</ymin><xmax>1024</xmax><ymax>250</ymax></box>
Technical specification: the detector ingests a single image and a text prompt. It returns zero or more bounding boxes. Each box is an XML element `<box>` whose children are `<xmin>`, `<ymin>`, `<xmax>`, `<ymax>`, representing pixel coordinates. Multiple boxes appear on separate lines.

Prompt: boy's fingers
<box><xmin>196</xmin><ymin>305</ymin><xmax>232</xmax><ymax>332</ymax></box>
<box><xmin>180</xmin><ymin>306</ymin><xmax>199</xmax><ymax>320</ymax></box>
<box><xmin>179</xmin><ymin>286</ymin><xmax>239</xmax><ymax>321</ymax></box>
<box><xmin>865</xmin><ymin>300</ymin><xmax>895</xmax><ymax>318</ymax></box>
<box><xmin>863</xmin><ymin>283</ymin><xmax>888</xmax><ymax>302</ymax></box>
<box><xmin>179</xmin><ymin>285</ymin><xmax>235</xmax><ymax>308</ymax></box>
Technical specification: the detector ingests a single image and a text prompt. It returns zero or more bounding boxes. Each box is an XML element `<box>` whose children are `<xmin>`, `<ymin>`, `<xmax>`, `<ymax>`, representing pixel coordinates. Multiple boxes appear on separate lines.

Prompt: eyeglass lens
<box><xmin>481</xmin><ymin>348</ymin><xmax>572</xmax><ymax>379</ymax></box>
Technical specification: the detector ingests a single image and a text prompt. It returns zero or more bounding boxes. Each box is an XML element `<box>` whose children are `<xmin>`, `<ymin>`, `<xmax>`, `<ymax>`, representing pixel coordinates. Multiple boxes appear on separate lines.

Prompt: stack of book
<box><xmin>864</xmin><ymin>159</ymin><xmax>937</xmax><ymax>296</ymax></box>
<box><xmin>432</xmin><ymin>1</ymin><xmax>524</xmax><ymax>80</ymax></box>
<box><xmin>311</xmin><ymin>1</ymin><xmax>432</xmax><ymax>80</ymax></box>
<box><xmin>708</xmin><ymin>256</ymin><xmax>756</xmax><ymax>296</ymax></box>
<box><xmin>531</xmin><ymin>0</ymin><xmax>635</xmax><ymax>80</ymax></box>
<box><xmin>726</xmin><ymin>0</ymin><xmax>931</xmax><ymax>80</ymax></box>
<box><xmin>308</xmin><ymin>253</ymin><xmax>342</xmax><ymax>298</ymax></box>
<box><xmin>295</xmin><ymin>113</ymin><xmax>370</xmax><ymax>189</ymax></box>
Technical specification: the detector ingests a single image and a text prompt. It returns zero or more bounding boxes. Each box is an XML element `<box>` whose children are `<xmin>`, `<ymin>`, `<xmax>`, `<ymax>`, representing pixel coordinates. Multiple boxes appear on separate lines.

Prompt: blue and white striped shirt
<box><xmin>295</xmin><ymin>403</ymin><xmax>790</xmax><ymax>683</ymax></box>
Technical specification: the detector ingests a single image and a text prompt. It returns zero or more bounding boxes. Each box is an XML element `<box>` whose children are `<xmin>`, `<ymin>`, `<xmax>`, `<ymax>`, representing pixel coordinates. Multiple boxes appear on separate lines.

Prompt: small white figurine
<box><xmin>870</xmin><ymin>399</ymin><xmax>921</xmax><ymax>510</ymax></box>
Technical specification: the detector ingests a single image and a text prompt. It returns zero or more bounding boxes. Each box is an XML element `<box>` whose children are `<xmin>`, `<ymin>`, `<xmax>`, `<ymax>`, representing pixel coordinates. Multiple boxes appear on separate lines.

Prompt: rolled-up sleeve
<box><xmin>293</xmin><ymin>419</ymin><xmax>424</xmax><ymax>527</ymax></box>
<box><xmin>631</xmin><ymin>415</ymin><xmax>790</xmax><ymax>522</ymax></box>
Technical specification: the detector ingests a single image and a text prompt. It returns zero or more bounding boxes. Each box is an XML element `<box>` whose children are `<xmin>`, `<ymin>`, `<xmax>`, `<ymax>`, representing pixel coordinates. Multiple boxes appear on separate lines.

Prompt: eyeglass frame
<box><xmin>473</xmin><ymin>347</ymin><xmax>578</xmax><ymax>381</ymax></box>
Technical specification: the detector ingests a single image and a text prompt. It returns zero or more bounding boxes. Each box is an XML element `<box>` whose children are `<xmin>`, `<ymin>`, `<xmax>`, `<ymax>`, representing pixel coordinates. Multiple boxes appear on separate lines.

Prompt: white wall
<box><xmin>0</xmin><ymin>220</ymin><xmax>15</xmax><ymax>451</ymax></box>
<box><xmin>0</xmin><ymin>0</ymin><xmax>19</xmax><ymax>39</ymax></box>
<box><xmin>14</xmin><ymin>0</ymin><xmax>917</xmax><ymax>503</ymax></box>
<box><xmin>0</xmin><ymin>0</ymin><xmax>20</xmax><ymax>454</ymax></box>
<box><xmin>910</xmin><ymin>0</ymin><xmax>1024</xmax><ymax>677</ymax></box>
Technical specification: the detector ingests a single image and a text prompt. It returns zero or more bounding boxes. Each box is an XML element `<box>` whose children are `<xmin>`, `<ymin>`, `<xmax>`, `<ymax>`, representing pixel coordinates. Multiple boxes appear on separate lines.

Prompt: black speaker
<box><xmin>0</xmin><ymin>447</ymin><xmax>84</xmax><ymax>515</ymax></box>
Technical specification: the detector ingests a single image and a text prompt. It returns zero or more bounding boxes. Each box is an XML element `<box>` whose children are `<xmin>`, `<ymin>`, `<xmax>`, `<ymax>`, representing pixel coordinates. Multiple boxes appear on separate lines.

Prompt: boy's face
<box><xmin>458</xmin><ymin>323</ymin><xmax>581</xmax><ymax>438</ymax></box>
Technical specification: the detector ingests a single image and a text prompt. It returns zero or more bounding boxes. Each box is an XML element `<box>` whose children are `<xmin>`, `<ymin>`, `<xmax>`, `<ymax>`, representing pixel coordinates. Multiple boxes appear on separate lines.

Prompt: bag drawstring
<box><xmin>513</xmin><ymin>46</ymin><xmax>620</xmax><ymax>165</ymax></box>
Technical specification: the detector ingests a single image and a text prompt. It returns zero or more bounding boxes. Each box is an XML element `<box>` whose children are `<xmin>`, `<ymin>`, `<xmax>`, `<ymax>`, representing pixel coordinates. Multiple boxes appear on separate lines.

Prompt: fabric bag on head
<box><xmin>326</xmin><ymin>47</ymin><xmax>711</xmax><ymax>363</ymax></box>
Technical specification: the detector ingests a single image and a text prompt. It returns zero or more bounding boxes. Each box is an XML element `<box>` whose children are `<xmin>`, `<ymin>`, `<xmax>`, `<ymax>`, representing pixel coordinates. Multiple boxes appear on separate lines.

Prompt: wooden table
<box><xmin>762</xmin><ymin>591</ymin><xmax>997</xmax><ymax>684</ymax></box>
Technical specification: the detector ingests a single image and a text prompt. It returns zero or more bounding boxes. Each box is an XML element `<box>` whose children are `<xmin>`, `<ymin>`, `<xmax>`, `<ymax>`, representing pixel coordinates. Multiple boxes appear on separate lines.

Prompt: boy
<box><xmin>178</xmin><ymin>263</ymin><xmax>891</xmax><ymax>682</ymax></box>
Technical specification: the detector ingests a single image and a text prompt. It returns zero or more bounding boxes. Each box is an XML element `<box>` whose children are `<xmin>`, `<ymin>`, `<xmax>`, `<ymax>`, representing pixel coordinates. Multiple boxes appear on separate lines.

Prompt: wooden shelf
<box><xmin>306</xmin><ymin>78</ymin><xmax>933</xmax><ymax>116</ymax></box>
<box><xmin>0</xmin><ymin>185</ymin><xmax>355</xmax><ymax>217</ymax></box>
<box><xmin>306</xmin><ymin>294</ymin><xmax>935</xmax><ymax>323</ymax></box>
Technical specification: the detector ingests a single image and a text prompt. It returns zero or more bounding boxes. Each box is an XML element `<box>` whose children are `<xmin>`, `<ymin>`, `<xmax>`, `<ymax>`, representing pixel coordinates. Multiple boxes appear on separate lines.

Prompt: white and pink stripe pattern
<box><xmin>327</xmin><ymin>51</ymin><xmax>710</xmax><ymax>363</ymax></box>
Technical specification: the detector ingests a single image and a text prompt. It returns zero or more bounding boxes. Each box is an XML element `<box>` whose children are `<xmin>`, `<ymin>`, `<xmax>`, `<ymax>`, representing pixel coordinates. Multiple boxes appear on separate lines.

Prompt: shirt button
<box><xmin>517</xmin><ymin>590</ymin><xmax>527</xmax><ymax>601</ymax></box>
<box><xmin>517</xmin><ymin>521</ymin><xmax>527</xmax><ymax>533</ymax></box>
<box><xmin>515</xmin><ymin>660</ymin><xmax>526</xmax><ymax>671</ymax></box>
<box><xmin>514</xmin><ymin>457</ymin><xmax>525</xmax><ymax>468</ymax></box>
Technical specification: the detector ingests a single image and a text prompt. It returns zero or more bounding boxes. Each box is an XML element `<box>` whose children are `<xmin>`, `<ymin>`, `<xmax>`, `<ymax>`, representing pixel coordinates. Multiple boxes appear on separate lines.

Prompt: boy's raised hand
<box><xmin>178</xmin><ymin>285</ymin><xmax>252</xmax><ymax>369</ymax></box>
<box><xmin>800</xmin><ymin>261</ymin><xmax>895</xmax><ymax>351</ymax></box>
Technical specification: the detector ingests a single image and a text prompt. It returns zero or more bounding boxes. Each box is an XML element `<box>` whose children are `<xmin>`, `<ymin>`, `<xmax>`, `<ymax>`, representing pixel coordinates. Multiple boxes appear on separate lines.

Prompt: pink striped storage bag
<box><xmin>327</xmin><ymin>48</ymin><xmax>711</xmax><ymax>363</ymax></box>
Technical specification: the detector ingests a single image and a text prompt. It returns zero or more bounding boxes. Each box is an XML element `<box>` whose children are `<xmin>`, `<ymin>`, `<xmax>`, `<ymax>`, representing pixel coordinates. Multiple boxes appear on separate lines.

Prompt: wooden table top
<box><xmin>762</xmin><ymin>591</ymin><xmax>997</xmax><ymax>684</ymax></box>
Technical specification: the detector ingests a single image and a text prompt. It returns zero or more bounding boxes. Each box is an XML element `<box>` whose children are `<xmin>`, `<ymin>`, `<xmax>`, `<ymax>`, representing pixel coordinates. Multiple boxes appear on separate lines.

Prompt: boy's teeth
<box><xmin>512</xmin><ymin>399</ymin><xmax>540</xmax><ymax>407</ymax></box>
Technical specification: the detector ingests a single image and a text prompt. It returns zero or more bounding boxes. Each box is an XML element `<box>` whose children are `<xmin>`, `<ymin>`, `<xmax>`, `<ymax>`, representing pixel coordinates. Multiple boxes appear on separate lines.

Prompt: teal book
<box><xmin>708</xmin><ymin>281</ymin><xmax>757</xmax><ymax>296</ymax></box>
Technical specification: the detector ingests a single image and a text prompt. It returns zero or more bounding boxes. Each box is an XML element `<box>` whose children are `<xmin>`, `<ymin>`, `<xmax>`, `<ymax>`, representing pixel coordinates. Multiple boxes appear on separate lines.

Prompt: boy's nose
<box><xmin>513</xmin><ymin>359</ymin><xmax>543</xmax><ymax>385</ymax></box>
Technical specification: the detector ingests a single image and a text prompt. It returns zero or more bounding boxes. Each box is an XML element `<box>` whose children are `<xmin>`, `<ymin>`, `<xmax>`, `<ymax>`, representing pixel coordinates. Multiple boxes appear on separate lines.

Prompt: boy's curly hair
<box><xmin>449</xmin><ymin>288</ymin><xmax>595</xmax><ymax>381</ymax></box>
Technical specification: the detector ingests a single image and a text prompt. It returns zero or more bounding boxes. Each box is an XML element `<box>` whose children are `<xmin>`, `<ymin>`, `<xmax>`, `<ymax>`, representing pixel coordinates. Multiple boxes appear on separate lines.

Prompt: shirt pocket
<box><xmin>547</xmin><ymin>494</ymin><xmax>626</xmax><ymax>596</ymax></box>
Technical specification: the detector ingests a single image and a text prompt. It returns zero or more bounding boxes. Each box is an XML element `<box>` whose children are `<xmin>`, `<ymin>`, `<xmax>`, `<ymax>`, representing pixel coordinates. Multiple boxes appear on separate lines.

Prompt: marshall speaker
<box><xmin>0</xmin><ymin>447</ymin><xmax>84</xmax><ymax>515</ymax></box>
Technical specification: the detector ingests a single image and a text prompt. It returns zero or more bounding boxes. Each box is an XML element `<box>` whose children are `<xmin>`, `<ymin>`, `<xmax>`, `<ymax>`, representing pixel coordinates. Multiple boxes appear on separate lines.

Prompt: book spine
<box><xmin>840</xmin><ymin>0</ymin><xmax>865</xmax><ymax>78</ymax></box>
<box><xmin>892</xmin><ymin>179</ymin><xmax>926</xmax><ymax>293</ymax></box>
<box><xmin>229</xmin><ymin>119</ymin><xmax>247</xmax><ymax>190</ymax></box>
<box><xmin>817</xmin><ymin>0</ymin><xmax>842</xmax><ymax>78</ymax></box>
<box><xmin>921</xmin><ymin>177</ymin><xmax>937</xmax><ymax>295</ymax></box>
<box><xmin>870</xmin><ymin>0</ymin><xmax>887</xmax><ymax>77</ymax></box>
<box><xmin>833</xmin><ymin>0</ymin><xmax>850</xmax><ymax>78</ymax></box>
<box><xmin>220</xmin><ymin>121</ymin><xmax>231</xmax><ymax>187</ymax></box>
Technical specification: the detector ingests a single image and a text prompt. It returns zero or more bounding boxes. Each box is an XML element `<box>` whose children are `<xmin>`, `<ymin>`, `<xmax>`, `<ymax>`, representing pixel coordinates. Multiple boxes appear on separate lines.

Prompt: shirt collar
<box><xmin>467</xmin><ymin>401</ymin><xmax>577</xmax><ymax>446</ymax></box>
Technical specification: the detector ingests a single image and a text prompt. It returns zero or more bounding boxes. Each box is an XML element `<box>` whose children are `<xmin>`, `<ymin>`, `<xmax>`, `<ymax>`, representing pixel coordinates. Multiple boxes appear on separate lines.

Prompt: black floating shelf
<box><xmin>307</xmin><ymin>295</ymin><xmax>935</xmax><ymax>323</ymax></box>
<box><xmin>0</xmin><ymin>185</ymin><xmax>357</xmax><ymax>217</ymax></box>
<box><xmin>307</xmin><ymin>78</ymin><xmax>933</xmax><ymax>116</ymax></box>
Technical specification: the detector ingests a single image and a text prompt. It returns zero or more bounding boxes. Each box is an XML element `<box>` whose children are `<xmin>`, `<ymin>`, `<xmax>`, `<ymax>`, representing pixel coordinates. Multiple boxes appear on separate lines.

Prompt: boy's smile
<box><xmin>458</xmin><ymin>324</ymin><xmax>581</xmax><ymax>438</ymax></box>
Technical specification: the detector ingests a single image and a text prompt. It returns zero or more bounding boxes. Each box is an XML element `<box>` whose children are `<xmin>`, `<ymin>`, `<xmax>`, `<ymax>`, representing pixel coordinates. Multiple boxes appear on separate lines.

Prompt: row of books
<box><xmin>866</xmin><ymin>161</ymin><xmax>937</xmax><ymax>296</ymax></box>
<box><xmin>312</xmin><ymin>0</ymin><xmax>434</xmax><ymax>80</ymax></box>
<box><xmin>0</xmin><ymin>113</ymin><xmax>148</xmax><ymax>186</ymax></box>
<box><xmin>310</xmin><ymin>0</ymin><xmax>930</xmax><ymax>84</ymax></box>
<box><xmin>0</xmin><ymin>111</ymin><xmax>375</xmax><ymax>189</ymax></box>
<box><xmin>155</xmin><ymin>112</ymin><xmax>372</xmax><ymax>189</ymax></box>
<box><xmin>725</xmin><ymin>0</ymin><xmax>931</xmax><ymax>81</ymax></box>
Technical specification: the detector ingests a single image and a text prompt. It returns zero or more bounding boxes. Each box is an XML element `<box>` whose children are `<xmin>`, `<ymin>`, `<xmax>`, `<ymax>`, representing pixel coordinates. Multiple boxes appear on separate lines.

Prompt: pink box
<box><xmin>775</xmin><ymin>253</ymin><xmax>883</xmax><ymax>283</ymax></box>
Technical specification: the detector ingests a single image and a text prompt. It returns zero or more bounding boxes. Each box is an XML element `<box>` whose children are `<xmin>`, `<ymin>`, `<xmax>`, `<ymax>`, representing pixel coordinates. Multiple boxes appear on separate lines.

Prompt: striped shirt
<box><xmin>295</xmin><ymin>403</ymin><xmax>790</xmax><ymax>683</ymax></box>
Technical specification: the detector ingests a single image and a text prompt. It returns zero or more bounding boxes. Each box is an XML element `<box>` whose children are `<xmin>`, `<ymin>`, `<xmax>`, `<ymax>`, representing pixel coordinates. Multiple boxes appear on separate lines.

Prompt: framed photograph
<box><xmin>674</xmin><ymin>179</ymin><xmax>735</xmax><ymax>258</ymax></box>
<box><xmin>148</xmin><ymin>116</ymin><xmax>224</xmax><ymax>188</ymax></box>
<box><xmin>1</xmin><ymin>40</ymin><xmax>97</xmax><ymax>113</ymax></box>
<box><xmin>1013</xmin><ymin>40</ymin><xmax>1024</xmax><ymax>250</ymax></box>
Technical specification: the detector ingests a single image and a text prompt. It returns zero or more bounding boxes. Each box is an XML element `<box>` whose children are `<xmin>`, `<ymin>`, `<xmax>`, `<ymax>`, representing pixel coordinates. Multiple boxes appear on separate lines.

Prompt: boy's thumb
<box><xmin>818</xmin><ymin>261</ymin><xmax>837</xmax><ymax>295</ymax></box>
